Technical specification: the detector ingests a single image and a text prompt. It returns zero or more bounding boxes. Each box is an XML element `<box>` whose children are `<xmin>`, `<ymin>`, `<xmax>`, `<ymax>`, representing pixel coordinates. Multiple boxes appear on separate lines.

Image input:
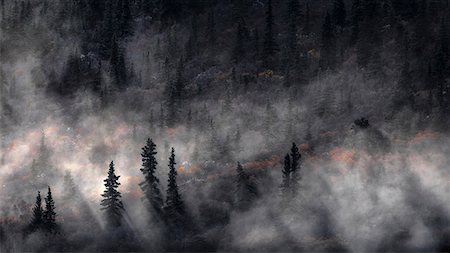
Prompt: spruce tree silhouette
<box><xmin>235</xmin><ymin>162</ymin><xmax>258</xmax><ymax>210</ymax></box>
<box><xmin>139</xmin><ymin>138</ymin><xmax>164</xmax><ymax>220</ymax></box>
<box><xmin>101</xmin><ymin>161</ymin><xmax>124</xmax><ymax>228</ymax></box>
<box><xmin>43</xmin><ymin>186</ymin><xmax>57</xmax><ymax>233</ymax></box>
<box><xmin>280</xmin><ymin>154</ymin><xmax>291</xmax><ymax>195</ymax></box>
<box><xmin>164</xmin><ymin>147</ymin><xmax>189</xmax><ymax>242</ymax></box>
<box><xmin>27</xmin><ymin>191</ymin><xmax>43</xmax><ymax>233</ymax></box>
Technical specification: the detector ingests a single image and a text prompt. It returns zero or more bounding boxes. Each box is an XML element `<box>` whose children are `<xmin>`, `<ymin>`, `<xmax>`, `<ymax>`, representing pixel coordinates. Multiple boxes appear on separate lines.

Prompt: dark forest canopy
<box><xmin>1</xmin><ymin>0</ymin><xmax>449</xmax><ymax>125</ymax></box>
<box><xmin>0</xmin><ymin>0</ymin><xmax>450</xmax><ymax>252</ymax></box>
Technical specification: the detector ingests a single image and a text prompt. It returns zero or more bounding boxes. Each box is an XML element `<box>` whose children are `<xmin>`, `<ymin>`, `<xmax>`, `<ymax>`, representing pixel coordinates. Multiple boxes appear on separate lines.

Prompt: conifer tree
<box><xmin>165</xmin><ymin>148</ymin><xmax>184</xmax><ymax>214</ymax></box>
<box><xmin>289</xmin><ymin>143</ymin><xmax>301</xmax><ymax>194</ymax></box>
<box><xmin>235</xmin><ymin>162</ymin><xmax>258</xmax><ymax>210</ymax></box>
<box><xmin>30</xmin><ymin>133</ymin><xmax>51</xmax><ymax>180</ymax></box>
<box><xmin>165</xmin><ymin>148</ymin><xmax>187</xmax><ymax>240</ymax></box>
<box><xmin>139</xmin><ymin>138</ymin><xmax>164</xmax><ymax>219</ymax></box>
<box><xmin>280</xmin><ymin>154</ymin><xmax>291</xmax><ymax>195</ymax></box>
<box><xmin>43</xmin><ymin>186</ymin><xmax>57</xmax><ymax>232</ymax></box>
<box><xmin>63</xmin><ymin>171</ymin><xmax>78</xmax><ymax>200</ymax></box>
<box><xmin>28</xmin><ymin>191</ymin><xmax>43</xmax><ymax>232</ymax></box>
<box><xmin>101</xmin><ymin>161</ymin><xmax>124</xmax><ymax>228</ymax></box>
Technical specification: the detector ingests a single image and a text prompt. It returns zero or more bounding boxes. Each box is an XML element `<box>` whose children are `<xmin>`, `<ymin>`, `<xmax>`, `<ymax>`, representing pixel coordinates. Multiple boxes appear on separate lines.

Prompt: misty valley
<box><xmin>0</xmin><ymin>0</ymin><xmax>450</xmax><ymax>252</ymax></box>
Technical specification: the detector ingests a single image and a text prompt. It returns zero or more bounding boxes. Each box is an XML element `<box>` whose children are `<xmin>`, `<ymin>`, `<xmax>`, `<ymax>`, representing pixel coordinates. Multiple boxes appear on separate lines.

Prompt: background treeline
<box><xmin>1</xmin><ymin>0</ymin><xmax>450</xmax><ymax>252</ymax></box>
<box><xmin>1</xmin><ymin>0</ymin><xmax>450</xmax><ymax>135</ymax></box>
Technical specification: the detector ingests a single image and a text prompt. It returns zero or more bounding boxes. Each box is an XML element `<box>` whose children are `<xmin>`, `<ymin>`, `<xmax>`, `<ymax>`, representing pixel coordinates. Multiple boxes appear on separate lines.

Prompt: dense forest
<box><xmin>0</xmin><ymin>0</ymin><xmax>449</xmax><ymax>252</ymax></box>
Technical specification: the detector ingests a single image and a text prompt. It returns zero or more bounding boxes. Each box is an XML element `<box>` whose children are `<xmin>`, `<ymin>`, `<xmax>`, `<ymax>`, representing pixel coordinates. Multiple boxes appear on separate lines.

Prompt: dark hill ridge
<box><xmin>1</xmin><ymin>0</ymin><xmax>450</xmax><ymax>252</ymax></box>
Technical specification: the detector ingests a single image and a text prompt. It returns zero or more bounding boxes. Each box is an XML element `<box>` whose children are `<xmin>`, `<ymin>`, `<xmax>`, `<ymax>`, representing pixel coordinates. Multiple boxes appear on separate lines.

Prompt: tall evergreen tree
<box><xmin>280</xmin><ymin>154</ymin><xmax>291</xmax><ymax>195</ymax></box>
<box><xmin>165</xmin><ymin>148</ymin><xmax>182</xmax><ymax>211</ymax></box>
<box><xmin>164</xmin><ymin>147</ymin><xmax>187</xmax><ymax>240</ymax></box>
<box><xmin>139</xmin><ymin>138</ymin><xmax>164</xmax><ymax>219</ymax></box>
<box><xmin>63</xmin><ymin>171</ymin><xmax>78</xmax><ymax>200</ymax></box>
<box><xmin>30</xmin><ymin>133</ymin><xmax>51</xmax><ymax>180</ymax></box>
<box><xmin>235</xmin><ymin>162</ymin><xmax>258</xmax><ymax>210</ymax></box>
<box><xmin>263</xmin><ymin>0</ymin><xmax>277</xmax><ymax>69</ymax></box>
<box><xmin>28</xmin><ymin>191</ymin><xmax>43</xmax><ymax>232</ymax></box>
<box><xmin>43</xmin><ymin>186</ymin><xmax>57</xmax><ymax>232</ymax></box>
<box><xmin>289</xmin><ymin>143</ymin><xmax>301</xmax><ymax>194</ymax></box>
<box><xmin>101</xmin><ymin>161</ymin><xmax>124</xmax><ymax>228</ymax></box>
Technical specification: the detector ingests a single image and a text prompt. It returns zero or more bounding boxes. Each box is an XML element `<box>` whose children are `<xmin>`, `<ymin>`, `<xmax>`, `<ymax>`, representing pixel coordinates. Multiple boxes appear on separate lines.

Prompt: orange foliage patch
<box><xmin>409</xmin><ymin>130</ymin><xmax>438</xmax><ymax>144</ymax></box>
<box><xmin>178</xmin><ymin>163</ymin><xmax>201</xmax><ymax>174</ymax></box>
<box><xmin>299</xmin><ymin>143</ymin><xmax>310</xmax><ymax>152</ymax></box>
<box><xmin>243</xmin><ymin>155</ymin><xmax>281</xmax><ymax>170</ymax></box>
<box><xmin>330</xmin><ymin>147</ymin><xmax>356</xmax><ymax>164</ymax></box>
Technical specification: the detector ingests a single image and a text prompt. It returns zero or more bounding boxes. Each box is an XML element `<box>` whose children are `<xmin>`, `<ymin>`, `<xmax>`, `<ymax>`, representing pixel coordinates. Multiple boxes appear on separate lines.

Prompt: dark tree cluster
<box><xmin>22</xmin><ymin>136</ymin><xmax>303</xmax><ymax>251</ymax></box>
<box><xmin>1</xmin><ymin>0</ymin><xmax>447</xmax><ymax>128</ymax></box>
<box><xmin>26</xmin><ymin>187</ymin><xmax>58</xmax><ymax>234</ymax></box>
<box><xmin>280</xmin><ymin>143</ymin><xmax>302</xmax><ymax>198</ymax></box>
<box><xmin>99</xmin><ymin>140</ymin><xmax>201</xmax><ymax>250</ymax></box>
